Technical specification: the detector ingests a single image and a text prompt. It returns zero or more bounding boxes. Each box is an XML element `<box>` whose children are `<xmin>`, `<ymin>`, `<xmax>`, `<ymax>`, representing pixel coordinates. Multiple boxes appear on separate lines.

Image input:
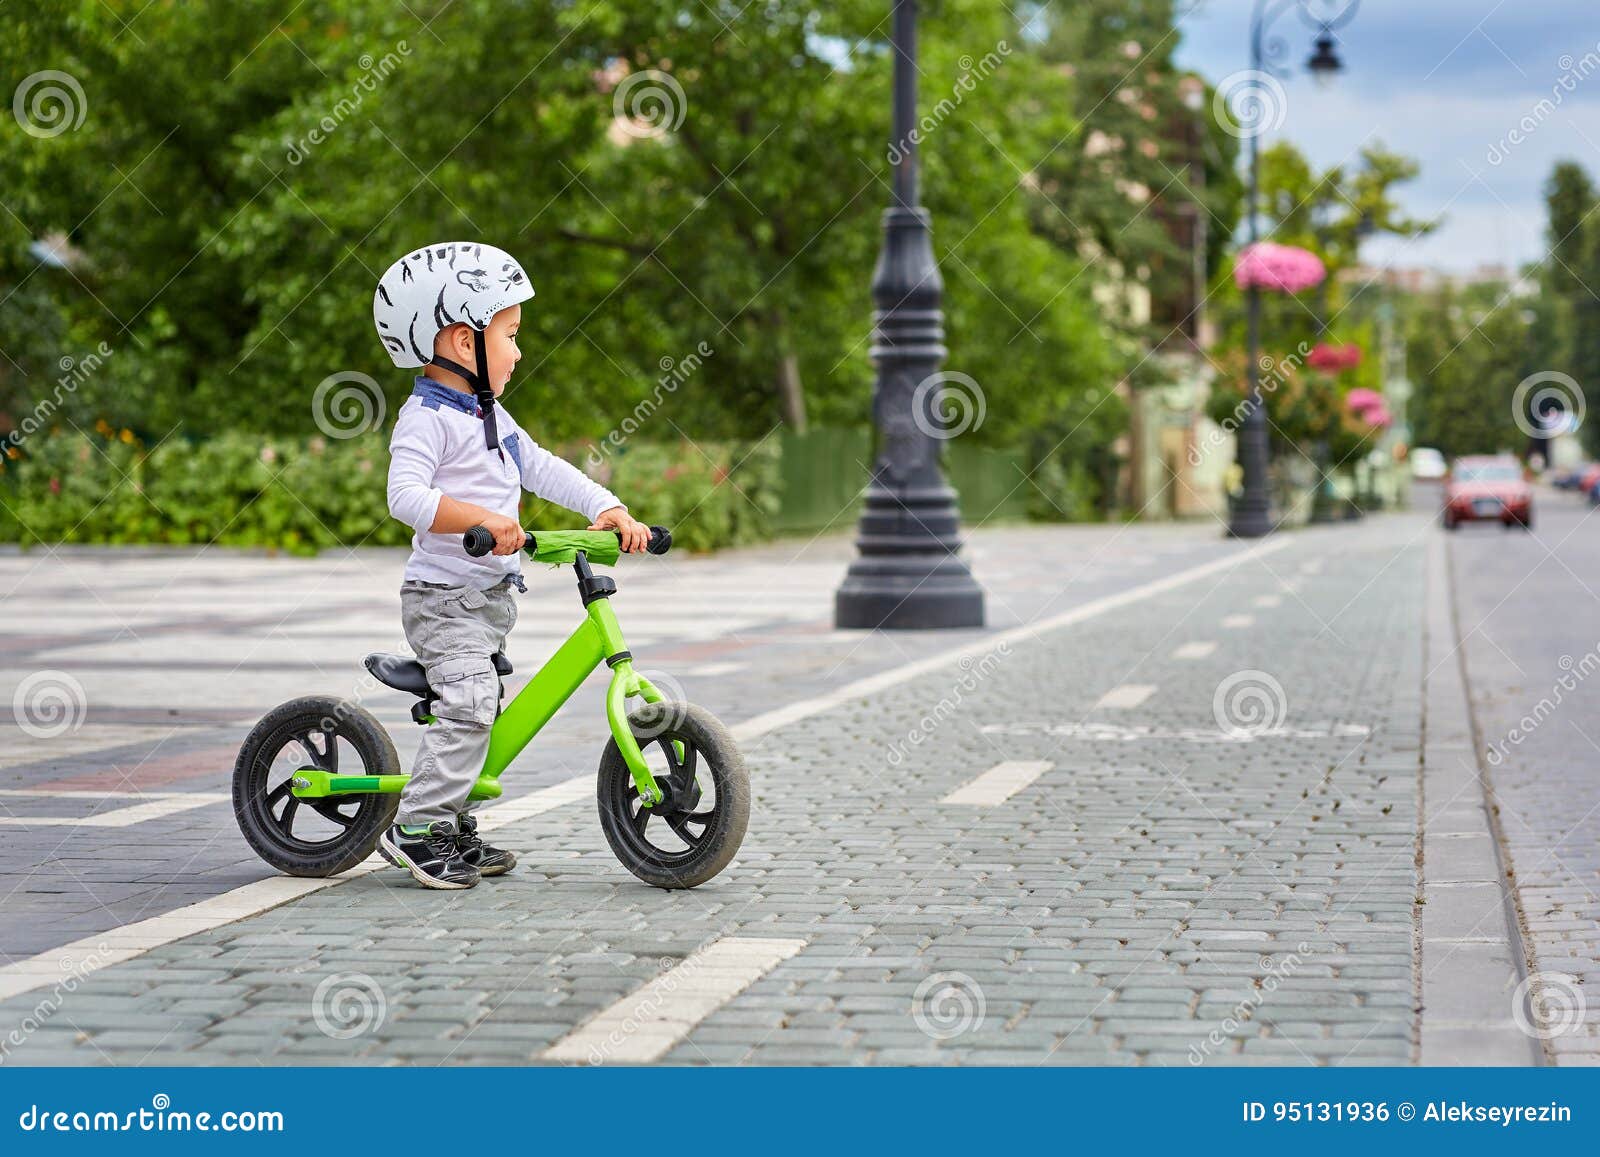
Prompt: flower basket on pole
<box><xmin>1233</xmin><ymin>242</ymin><xmax>1327</xmax><ymax>294</ymax></box>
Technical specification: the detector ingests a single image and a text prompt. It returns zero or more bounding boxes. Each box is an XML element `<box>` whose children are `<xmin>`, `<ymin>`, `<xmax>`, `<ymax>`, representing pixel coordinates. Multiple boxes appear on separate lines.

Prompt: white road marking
<box><xmin>1</xmin><ymin>537</ymin><xmax>1294</xmax><ymax>996</ymax></box>
<box><xmin>684</xmin><ymin>661</ymin><xmax>746</xmax><ymax>677</ymax></box>
<box><xmin>731</xmin><ymin>538</ymin><xmax>1290</xmax><ymax>743</ymax></box>
<box><xmin>1093</xmin><ymin>683</ymin><xmax>1156</xmax><ymax>710</ymax></box>
<box><xmin>0</xmin><ymin>777</ymin><xmax>588</xmax><ymax>1002</ymax></box>
<box><xmin>1253</xmin><ymin>594</ymin><xmax>1281</xmax><ymax>608</ymax></box>
<box><xmin>1172</xmin><ymin>641</ymin><xmax>1217</xmax><ymax>660</ymax></box>
<box><xmin>982</xmin><ymin>721</ymin><xmax>1370</xmax><ymax>743</ymax></box>
<box><xmin>0</xmin><ymin>876</ymin><xmax>346</xmax><ymax>1002</ymax></box>
<box><xmin>0</xmin><ymin>792</ymin><xmax>231</xmax><ymax>828</ymax></box>
<box><xmin>0</xmin><ymin>728</ymin><xmax>185</xmax><ymax>771</ymax></box>
<box><xmin>940</xmin><ymin>760</ymin><xmax>1054</xmax><ymax>806</ymax></box>
<box><xmin>476</xmin><ymin>776</ymin><xmax>592</xmax><ymax>829</ymax></box>
<box><xmin>1221</xmin><ymin>614</ymin><xmax>1254</xmax><ymax>629</ymax></box>
<box><xmin>543</xmin><ymin>937</ymin><xmax>806</xmax><ymax>1064</ymax></box>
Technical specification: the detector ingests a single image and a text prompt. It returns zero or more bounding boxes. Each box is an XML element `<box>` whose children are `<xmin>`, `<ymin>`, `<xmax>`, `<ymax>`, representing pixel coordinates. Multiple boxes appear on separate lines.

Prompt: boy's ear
<box><xmin>434</xmin><ymin>322</ymin><xmax>471</xmax><ymax>361</ymax></box>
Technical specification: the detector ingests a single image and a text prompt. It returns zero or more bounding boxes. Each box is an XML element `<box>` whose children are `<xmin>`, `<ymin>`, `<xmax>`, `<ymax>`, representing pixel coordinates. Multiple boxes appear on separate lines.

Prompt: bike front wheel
<box><xmin>597</xmin><ymin>701</ymin><xmax>749</xmax><ymax>889</ymax></box>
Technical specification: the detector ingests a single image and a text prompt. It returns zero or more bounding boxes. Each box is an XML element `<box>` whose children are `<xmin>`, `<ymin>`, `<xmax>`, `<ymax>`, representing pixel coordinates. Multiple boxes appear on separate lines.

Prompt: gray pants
<box><xmin>396</xmin><ymin>578</ymin><xmax>519</xmax><ymax>827</ymax></box>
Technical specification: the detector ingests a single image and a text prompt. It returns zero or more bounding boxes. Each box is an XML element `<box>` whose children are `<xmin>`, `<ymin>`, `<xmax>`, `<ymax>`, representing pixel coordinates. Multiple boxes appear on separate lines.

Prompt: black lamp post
<box><xmin>835</xmin><ymin>0</ymin><xmax>985</xmax><ymax>628</ymax></box>
<box><xmin>1229</xmin><ymin>0</ymin><xmax>1360</xmax><ymax>538</ymax></box>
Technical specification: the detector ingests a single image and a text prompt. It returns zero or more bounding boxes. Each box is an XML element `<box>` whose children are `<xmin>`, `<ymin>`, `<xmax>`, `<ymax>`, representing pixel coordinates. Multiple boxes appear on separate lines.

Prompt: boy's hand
<box><xmin>481</xmin><ymin>512</ymin><xmax>526</xmax><ymax>556</ymax></box>
<box><xmin>589</xmin><ymin>506</ymin><xmax>650</xmax><ymax>553</ymax></box>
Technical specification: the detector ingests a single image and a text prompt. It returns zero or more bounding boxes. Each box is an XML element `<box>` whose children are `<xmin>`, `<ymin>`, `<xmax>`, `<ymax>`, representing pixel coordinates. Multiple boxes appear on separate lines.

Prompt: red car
<box><xmin>1443</xmin><ymin>456</ymin><xmax>1532</xmax><ymax>530</ymax></box>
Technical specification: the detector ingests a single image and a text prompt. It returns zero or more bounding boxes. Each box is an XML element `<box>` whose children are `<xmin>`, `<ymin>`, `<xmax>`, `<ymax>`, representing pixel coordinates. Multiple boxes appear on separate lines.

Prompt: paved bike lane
<box><xmin>0</xmin><ymin>523</ymin><xmax>1238</xmax><ymax>961</ymax></box>
<box><xmin>0</xmin><ymin>513</ymin><xmax>1473</xmax><ymax>1066</ymax></box>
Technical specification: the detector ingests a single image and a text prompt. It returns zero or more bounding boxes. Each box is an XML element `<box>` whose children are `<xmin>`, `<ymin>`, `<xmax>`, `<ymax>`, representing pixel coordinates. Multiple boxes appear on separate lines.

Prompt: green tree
<box><xmin>3</xmin><ymin>0</ymin><xmax>1123</xmax><ymax>471</ymax></box>
<box><xmin>1023</xmin><ymin>0</ymin><xmax>1243</xmax><ymax>345</ymax></box>
<box><xmin>1406</xmin><ymin>284</ymin><xmax>1529</xmax><ymax>458</ymax></box>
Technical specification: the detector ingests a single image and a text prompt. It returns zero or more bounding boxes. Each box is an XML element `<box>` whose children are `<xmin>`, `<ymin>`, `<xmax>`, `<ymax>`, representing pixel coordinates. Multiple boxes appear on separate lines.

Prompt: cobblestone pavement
<box><xmin>0</xmin><ymin>509</ymin><xmax>1490</xmax><ymax>1067</ymax></box>
<box><xmin>1445</xmin><ymin>486</ymin><xmax>1600</xmax><ymax>1064</ymax></box>
<box><xmin>0</xmin><ymin>522</ymin><xmax>1239</xmax><ymax>959</ymax></box>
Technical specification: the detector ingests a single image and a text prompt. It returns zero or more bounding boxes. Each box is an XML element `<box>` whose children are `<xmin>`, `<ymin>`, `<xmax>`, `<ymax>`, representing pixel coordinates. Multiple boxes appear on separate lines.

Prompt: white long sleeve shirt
<box><xmin>387</xmin><ymin>377</ymin><xmax>624</xmax><ymax>587</ymax></box>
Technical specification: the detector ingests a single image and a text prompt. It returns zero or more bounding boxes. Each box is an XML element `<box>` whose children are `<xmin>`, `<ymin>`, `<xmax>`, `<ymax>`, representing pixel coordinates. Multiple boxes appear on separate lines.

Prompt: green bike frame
<box><xmin>289</xmin><ymin>551</ymin><xmax>669</xmax><ymax>806</ymax></box>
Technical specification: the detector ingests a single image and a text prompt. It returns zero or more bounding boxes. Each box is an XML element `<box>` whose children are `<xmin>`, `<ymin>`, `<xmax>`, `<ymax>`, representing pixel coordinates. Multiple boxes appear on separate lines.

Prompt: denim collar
<box><xmin>412</xmin><ymin>376</ymin><xmax>481</xmax><ymax>417</ymax></box>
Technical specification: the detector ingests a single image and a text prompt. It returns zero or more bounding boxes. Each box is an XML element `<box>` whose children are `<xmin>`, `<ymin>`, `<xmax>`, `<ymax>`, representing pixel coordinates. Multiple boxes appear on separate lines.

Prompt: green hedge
<box><xmin>0</xmin><ymin>427</ymin><xmax>780</xmax><ymax>556</ymax></box>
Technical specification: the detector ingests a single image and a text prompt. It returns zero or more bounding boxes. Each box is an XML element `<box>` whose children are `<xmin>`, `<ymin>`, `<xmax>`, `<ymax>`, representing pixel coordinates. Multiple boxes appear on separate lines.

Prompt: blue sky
<box><xmin>1172</xmin><ymin>0</ymin><xmax>1600</xmax><ymax>272</ymax></box>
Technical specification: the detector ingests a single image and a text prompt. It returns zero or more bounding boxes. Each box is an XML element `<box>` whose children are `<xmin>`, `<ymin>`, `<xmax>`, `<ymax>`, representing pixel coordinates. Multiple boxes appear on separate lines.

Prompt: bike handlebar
<box><xmin>461</xmin><ymin>525</ymin><xmax>672</xmax><ymax>559</ymax></box>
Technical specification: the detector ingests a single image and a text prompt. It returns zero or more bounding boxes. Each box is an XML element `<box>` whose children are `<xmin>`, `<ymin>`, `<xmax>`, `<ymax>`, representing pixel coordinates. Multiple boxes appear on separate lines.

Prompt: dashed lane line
<box><xmin>940</xmin><ymin>760</ymin><xmax>1055</xmax><ymax>806</ymax></box>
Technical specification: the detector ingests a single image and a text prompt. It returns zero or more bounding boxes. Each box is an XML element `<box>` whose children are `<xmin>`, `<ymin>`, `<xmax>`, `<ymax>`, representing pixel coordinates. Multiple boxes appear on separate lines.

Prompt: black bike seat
<box><xmin>364</xmin><ymin>652</ymin><xmax>512</xmax><ymax>696</ymax></box>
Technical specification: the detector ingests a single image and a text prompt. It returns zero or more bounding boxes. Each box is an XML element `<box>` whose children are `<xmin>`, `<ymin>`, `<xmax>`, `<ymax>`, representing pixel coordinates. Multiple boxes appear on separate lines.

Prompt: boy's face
<box><xmin>435</xmin><ymin>304</ymin><xmax>521</xmax><ymax>397</ymax></box>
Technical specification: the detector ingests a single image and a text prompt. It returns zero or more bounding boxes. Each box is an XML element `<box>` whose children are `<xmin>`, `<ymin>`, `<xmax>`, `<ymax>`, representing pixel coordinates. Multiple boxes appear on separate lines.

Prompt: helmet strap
<box><xmin>426</xmin><ymin>336</ymin><xmax>501</xmax><ymax>455</ymax></box>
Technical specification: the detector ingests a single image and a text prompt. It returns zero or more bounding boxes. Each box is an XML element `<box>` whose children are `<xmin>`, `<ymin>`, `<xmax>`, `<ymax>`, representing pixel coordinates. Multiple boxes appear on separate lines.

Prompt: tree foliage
<box><xmin>0</xmin><ymin>0</ymin><xmax>1170</xmax><ymax>478</ymax></box>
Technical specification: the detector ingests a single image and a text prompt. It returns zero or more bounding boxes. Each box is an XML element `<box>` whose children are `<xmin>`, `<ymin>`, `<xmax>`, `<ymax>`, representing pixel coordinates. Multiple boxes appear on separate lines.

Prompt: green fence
<box><xmin>773</xmin><ymin>427</ymin><xmax>1029</xmax><ymax>535</ymax></box>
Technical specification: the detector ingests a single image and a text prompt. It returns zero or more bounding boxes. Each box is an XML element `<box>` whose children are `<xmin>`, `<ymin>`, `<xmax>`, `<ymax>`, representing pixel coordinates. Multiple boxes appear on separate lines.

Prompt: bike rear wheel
<box><xmin>233</xmin><ymin>696</ymin><xmax>400</xmax><ymax>877</ymax></box>
<box><xmin>597</xmin><ymin>701</ymin><xmax>749</xmax><ymax>889</ymax></box>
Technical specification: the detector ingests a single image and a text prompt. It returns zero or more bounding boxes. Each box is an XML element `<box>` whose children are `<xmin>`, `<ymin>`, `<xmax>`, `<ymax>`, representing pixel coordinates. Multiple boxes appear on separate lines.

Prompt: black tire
<box><xmin>597</xmin><ymin>701</ymin><xmax>749</xmax><ymax>889</ymax></box>
<box><xmin>233</xmin><ymin>696</ymin><xmax>400</xmax><ymax>877</ymax></box>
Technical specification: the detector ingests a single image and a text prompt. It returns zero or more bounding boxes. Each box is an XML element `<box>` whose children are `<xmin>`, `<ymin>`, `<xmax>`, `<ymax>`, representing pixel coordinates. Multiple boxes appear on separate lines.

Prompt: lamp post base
<box><xmin>835</xmin><ymin>572</ymin><xmax>985</xmax><ymax>629</ymax></box>
<box><xmin>835</xmin><ymin>480</ymin><xmax>985</xmax><ymax>629</ymax></box>
<box><xmin>1227</xmin><ymin>499</ymin><xmax>1274</xmax><ymax>539</ymax></box>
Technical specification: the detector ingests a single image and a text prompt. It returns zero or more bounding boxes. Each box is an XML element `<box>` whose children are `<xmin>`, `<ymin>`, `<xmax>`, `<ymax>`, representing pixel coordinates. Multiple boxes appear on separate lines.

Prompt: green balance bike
<box><xmin>231</xmin><ymin>525</ymin><xmax>749</xmax><ymax>889</ymax></box>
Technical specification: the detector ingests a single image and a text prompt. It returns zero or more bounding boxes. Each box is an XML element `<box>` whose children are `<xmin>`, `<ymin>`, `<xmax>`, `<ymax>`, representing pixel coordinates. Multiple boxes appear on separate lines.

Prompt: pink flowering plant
<box><xmin>1233</xmin><ymin>243</ymin><xmax>1327</xmax><ymax>294</ymax></box>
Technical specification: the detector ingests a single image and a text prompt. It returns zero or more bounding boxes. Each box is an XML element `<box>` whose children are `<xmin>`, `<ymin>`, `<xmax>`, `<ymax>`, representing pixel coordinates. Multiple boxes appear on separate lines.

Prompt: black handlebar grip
<box><xmin>612</xmin><ymin>526</ymin><xmax>672</xmax><ymax>554</ymax></box>
<box><xmin>462</xmin><ymin>526</ymin><xmax>497</xmax><ymax>557</ymax></box>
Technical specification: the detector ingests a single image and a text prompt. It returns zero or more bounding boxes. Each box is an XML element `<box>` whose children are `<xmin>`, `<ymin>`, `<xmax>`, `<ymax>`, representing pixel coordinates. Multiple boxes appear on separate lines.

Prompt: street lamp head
<box><xmin>1307</xmin><ymin>31</ymin><xmax>1344</xmax><ymax>85</ymax></box>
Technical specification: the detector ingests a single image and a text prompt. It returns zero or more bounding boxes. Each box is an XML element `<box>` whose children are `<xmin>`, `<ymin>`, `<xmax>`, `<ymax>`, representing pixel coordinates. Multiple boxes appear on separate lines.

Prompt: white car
<box><xmin>1410</xmin><ymin>447</ymin><xmax>1447</xmax><ymax>480</ymax></box>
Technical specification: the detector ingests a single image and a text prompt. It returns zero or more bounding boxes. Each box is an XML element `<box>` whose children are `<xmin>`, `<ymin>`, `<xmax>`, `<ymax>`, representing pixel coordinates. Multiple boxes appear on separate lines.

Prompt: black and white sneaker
<box><xmin>455</xmin><ymin>812</ymin><xmax>517</xmax><ymax>877</ymax></box>
<box><xmin>377</xmin><ymin>820</ymin><xmax>480</xmax><ymax>890</ymax></box>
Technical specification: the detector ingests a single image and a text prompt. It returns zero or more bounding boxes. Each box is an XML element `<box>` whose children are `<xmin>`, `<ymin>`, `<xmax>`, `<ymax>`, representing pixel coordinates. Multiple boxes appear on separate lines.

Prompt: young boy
<box><xmin>372</xmin><ymin>241</ymin><xmax>651</xmax><ymax>889</ymax></box>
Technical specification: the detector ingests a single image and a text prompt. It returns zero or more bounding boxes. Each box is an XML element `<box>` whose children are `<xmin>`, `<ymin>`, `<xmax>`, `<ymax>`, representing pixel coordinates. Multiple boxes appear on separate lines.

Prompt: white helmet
<box><xmin>373</xmin><ymin>241</ymin><xmax>534</xmax><ymax>368</ymax></box>
<box><xmin>373</xmin><ymin>241</ymin><xmax>534</xmax><ymax>454</ymax></box>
